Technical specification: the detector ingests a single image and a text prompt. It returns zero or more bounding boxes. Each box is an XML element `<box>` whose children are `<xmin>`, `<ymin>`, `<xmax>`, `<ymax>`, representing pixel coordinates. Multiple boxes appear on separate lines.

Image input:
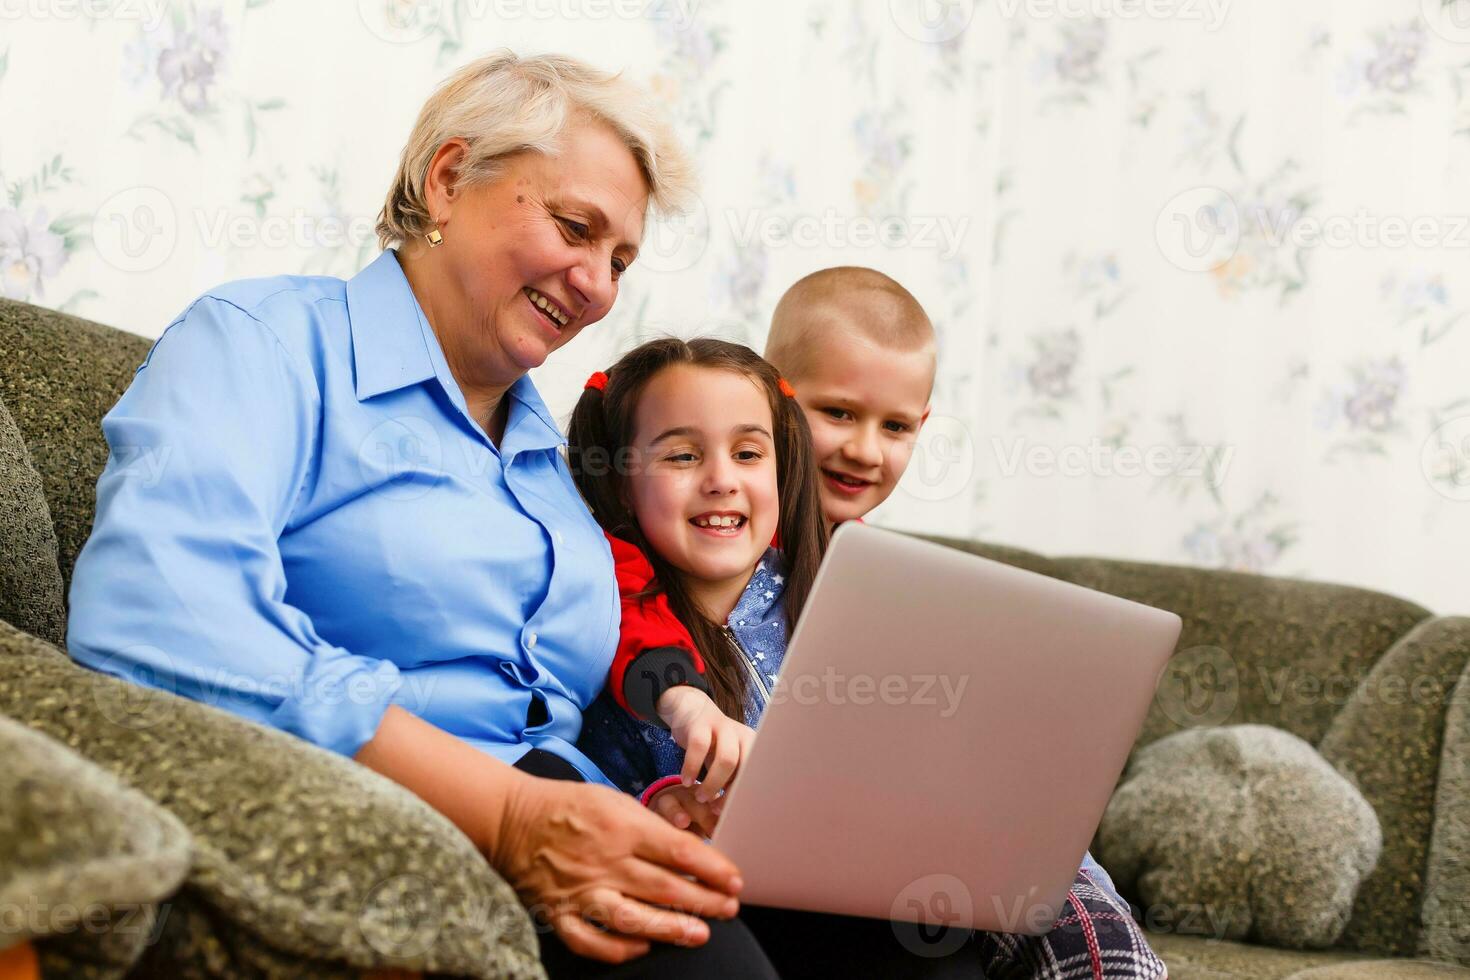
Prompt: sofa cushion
<box><xmin>0</xmin><ymin>712</ymin><xmax>191</xmax><ymax>978</ymax></box>
<box><xmin>1098</xmin><ymin>724</ymin><xmax>1381</xmax><ymax>950</ymax></box>
<box><xmin>1318</xmin><ymin>617</ymin><xmax>1470</xmax><ymax>959</ymax></box>
<box><xmin>1146</xmin><ymin>930</ymin><xmax>1450</xmax><ymax>980</ymax></box>
<box><xmin>1422</xmin><ymin>647</ymin><xmax>1470</xmax><ymax>966</ymax></box>
<box><xmin>1285</xmin><ymin>961</ymin><xmax>1470</xmax><ymax>978</ymax></box>
<box><xmin>0</xmin><ymin>622</ymin><xmax>544</xmax><ymax>979</ymax></box>
<box><xmin>0</xmin><ymin>299</ymin><xmax>151</xmax><ymax>591</ymax></box>
<box><xmin>1050</xmin><ymin>558</ymin><xmax>1431</xmax><ymax>752</ymax></box>
<box><xmin>0</xmin><ymin>392</ymin><xmax>66</xmax><ymax>647</ymax></box>
<box><xmin>914</xmin><ymin>533</ymin><xmax>1072</xmax><ymax>581</ymax></box>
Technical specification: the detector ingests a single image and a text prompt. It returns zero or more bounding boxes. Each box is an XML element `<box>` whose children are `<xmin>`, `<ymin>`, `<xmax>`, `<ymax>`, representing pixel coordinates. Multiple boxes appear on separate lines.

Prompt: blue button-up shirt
<box><xmin>66</xmin><ymin>249</ymin><xmax>620</xmax><ymax>782</ymax></box>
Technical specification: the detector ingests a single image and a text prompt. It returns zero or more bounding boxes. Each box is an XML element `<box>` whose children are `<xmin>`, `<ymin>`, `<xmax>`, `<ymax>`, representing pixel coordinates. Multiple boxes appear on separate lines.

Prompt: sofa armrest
<box><xmin>1422</xmin><ymin>639</ymin><xmax>1470</xmax><ymax>966</ymax></box>
<box><xmin>1317</xmin><ymin>616</ymin><xmax>1470</xmax><ymax>960</ymax></box>
<box><xmin>0</xmin><ymin>621</ymin><xmax>544</xmax><ymax>979</ymax></box>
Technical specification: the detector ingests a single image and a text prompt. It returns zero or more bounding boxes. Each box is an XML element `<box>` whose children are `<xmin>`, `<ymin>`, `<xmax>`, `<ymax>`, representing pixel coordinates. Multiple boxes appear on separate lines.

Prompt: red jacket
<box><xmin>606</xmin><ymin>533</ymin><xmax>706</xmax><ymax>725</ymax></box>
<box><xmin>605</xmin><ymin>520</ymin><xmax>856</xmax><ymax>725</ymax></box>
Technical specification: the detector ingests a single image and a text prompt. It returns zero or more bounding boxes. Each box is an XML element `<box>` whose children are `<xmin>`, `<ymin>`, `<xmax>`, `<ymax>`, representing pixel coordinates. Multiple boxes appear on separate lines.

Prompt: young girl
<box><xmin>570</xmin><ymin>337</ymin><xmax>827</xmax><ymax>832</ymax></box>
<box><xmin>570</xmin><ymin>337</ymin><xmax>1167</xmax><ymax>980</ymax></box>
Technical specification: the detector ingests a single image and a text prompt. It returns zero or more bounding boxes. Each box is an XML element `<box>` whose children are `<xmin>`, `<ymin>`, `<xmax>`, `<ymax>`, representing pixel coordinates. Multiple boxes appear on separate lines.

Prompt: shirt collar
<box><xmin>345</xmin><ymin>250</ymin><xmax>565</xmax><ymax>450</ymax></box>
<box><xmin>345</xmin><ymin>249</ymin><xmax>437</xmax><ymax>401</ymax></box>
<box><xmin>505</xmin><ymin>373</ymin><xmax>567</xmax><ymax>450</ymax></box>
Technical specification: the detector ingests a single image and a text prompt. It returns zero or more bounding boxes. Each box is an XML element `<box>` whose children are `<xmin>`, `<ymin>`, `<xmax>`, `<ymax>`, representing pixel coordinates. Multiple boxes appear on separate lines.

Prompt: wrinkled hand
<box><xmin>648</xmin><ymin>782</ymin><xmax>721</xmax><ymax>838</ymax></box>
<box><xmin>656</xmin><ymin>686</ymin><xmax>756</xmax><ymax>802</ymax></box>
<box><xmin>490</xmin><ymin>777</ymin><xmax>743</xmax><ymax>964</ymax></box>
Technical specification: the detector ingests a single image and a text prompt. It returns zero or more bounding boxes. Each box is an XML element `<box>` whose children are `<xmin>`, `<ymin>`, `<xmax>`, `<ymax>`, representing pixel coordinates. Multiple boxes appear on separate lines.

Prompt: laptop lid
<box><xmin>710</xmin><ymin>523</ymin><xmax>1181</xmax><ymax>935</ymax></box>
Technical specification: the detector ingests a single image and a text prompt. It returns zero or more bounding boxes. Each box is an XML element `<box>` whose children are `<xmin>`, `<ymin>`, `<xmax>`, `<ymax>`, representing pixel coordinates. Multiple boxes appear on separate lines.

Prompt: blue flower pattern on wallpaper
<box><xmin>4</xmin><ymin>1</ymin><xmax>1469</xmax><ymax>611</ymax></box>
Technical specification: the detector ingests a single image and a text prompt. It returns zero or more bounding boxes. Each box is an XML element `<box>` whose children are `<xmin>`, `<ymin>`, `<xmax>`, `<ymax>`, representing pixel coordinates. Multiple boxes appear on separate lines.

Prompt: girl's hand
<box><xmin>648</xmin><ymin>783</ymin><xmax>721</xmax><ymax>838</ymax></box>
<box><xmin>656</xmin><ymin>686</ymin><xmax>756</xmax><ymax>802</ymax></box>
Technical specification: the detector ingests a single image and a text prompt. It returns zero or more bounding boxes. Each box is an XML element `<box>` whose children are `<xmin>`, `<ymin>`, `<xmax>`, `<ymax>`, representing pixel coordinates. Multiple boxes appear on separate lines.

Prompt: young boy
<box><xmin>587</xmin><ymin>267</ymin><xmax>1166</xmax><ymax>980</ymax></box>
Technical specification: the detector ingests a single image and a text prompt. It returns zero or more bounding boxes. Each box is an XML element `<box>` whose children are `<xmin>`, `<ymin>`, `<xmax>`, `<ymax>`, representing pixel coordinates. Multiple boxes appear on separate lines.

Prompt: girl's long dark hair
<box><xmin>569</xmin><ymin>337</ymin><xmax>829</xmax><ymax>720</ymax></box>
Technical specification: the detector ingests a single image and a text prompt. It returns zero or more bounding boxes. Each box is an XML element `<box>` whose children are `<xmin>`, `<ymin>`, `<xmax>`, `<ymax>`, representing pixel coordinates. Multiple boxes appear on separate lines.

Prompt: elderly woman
<box><xmin>66</xmin><ymin>53</ymin><xmax>977</xmax><ymax>978</ymax></box>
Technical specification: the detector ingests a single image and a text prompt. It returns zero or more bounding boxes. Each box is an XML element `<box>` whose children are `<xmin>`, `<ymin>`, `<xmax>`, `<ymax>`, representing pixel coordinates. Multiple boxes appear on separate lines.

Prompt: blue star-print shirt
<box><xmin>578</xmin><ymin>547</ymin><xmax>788</xmax><ymax>796</ymax></box>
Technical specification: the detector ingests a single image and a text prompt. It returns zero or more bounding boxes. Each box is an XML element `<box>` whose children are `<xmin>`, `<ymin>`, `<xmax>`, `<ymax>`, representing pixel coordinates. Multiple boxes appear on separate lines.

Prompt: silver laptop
<box><xmin>710</xmin><ymin>522</ymin><xmax>1181</xmax><ymax>935</ymax></box>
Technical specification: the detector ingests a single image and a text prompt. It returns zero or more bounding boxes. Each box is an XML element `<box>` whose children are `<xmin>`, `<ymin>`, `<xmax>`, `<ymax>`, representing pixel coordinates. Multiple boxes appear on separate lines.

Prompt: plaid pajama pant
<box><xmin>974</xmin><ymin>865</ymin><xmax>1167</xmax><ymax>980</ymax></box>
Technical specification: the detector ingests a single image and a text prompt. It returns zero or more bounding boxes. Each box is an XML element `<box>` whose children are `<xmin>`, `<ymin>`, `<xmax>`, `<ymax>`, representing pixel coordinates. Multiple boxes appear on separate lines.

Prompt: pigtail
<box><xmin>567</xmin><ymin>374</ymin><xmax>632</xmax><ymax>537</ymax></box>
<box><xmin>770</xmin><ymin>381</ymin><xmax>829</xmax><ymax>630</ymax></box>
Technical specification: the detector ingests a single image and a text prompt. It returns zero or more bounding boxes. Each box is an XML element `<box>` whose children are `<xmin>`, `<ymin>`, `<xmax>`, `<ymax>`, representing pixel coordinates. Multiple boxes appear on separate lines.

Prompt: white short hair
<box><xmin>376</xmin><ymin>50</ymin><xmax>694</xmax><ymax>249</ymax></box>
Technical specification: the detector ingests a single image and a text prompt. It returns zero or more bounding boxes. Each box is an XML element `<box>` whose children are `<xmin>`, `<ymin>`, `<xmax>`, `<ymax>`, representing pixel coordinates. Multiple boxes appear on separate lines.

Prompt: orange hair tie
<box><xmin>777</xmin><ymin>377</ymin><xmax>796</xmax><ymax>398</ymax></box>
<box><xmin>584</xmin><ymin>371</ymin><xmax>609</xmax><ymax>392</ymax></box>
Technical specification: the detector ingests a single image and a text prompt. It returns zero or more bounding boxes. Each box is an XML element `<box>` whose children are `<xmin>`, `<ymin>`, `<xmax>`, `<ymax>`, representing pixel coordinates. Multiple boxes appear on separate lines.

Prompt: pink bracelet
<box><xmin>639</xmin><ymin>775</ymin><xmax>685</xmax><ymax>807</ymax></box>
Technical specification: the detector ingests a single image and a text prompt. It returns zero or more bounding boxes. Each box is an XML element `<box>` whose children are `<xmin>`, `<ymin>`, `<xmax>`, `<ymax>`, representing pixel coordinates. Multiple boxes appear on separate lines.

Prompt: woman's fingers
<box><xmin>588</xmin><ymin>889</ymin><xmax>713</xmax><ymax>948</ymax></box>
<box><xmin>632</xmin><ymin>817</ymin><xmax>744</xmax><ymax>903</ymax></box>
<box><xmin>551</xmin><ymin>910</ymin><xmax>651</xmax><ymax>964</ymax></box>
<box><xmin>618</xmin><ymin>855</ymin><xmax>738</xmax><ymax>918</ymax></box>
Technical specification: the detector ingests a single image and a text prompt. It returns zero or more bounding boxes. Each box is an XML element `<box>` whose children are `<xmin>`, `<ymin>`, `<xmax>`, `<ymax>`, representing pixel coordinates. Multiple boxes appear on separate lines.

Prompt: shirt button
<box><xmin>526</xmin><ymin>631</ymin><xmax>538</xmax><ymax>649</ymax></box>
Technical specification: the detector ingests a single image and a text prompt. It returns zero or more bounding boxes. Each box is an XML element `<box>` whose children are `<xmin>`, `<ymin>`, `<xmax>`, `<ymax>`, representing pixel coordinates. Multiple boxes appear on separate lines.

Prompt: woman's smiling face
<box><xmin>625</xmin><ymin>364</ymin><xmax>780</xmax><ymax>614</ymax></box>
<box><xmin>426</xmin><ymin>114</ymin><xmax>650</xmax><ymax>385</ymax></box>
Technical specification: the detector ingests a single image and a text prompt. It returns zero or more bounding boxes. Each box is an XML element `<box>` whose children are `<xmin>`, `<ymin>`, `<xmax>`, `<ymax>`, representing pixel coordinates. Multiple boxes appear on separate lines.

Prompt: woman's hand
<box><xmin>656</xmin><ymin>686</ymin><xmax>756</xmax><ymax>802</ymax></box>
<box><xmin>648</xmin><ymin>782</ymin><xmax>721</xmax><ymax>838</ymax></box>
<box><xmin>355</xmin><ymin>706</ymin><xmax>744</xmax><ymax>965</ymax></box>
<box><xmin>491</xmin><ymin>776</ymin><xmax>744</xmax><ymax>964</ymax></box>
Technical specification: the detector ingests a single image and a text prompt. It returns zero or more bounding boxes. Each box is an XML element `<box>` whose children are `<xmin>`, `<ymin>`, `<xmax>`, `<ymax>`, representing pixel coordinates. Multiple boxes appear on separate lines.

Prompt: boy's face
<box><xmin>789</xmin><ymin>336</ymin><xmax>933</xmax><ymax>525</ymax></box>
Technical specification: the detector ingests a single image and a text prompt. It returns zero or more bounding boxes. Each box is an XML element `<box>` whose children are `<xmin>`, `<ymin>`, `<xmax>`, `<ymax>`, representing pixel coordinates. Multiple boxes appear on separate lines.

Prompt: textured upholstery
<box><xmin>0</xmin><ymin>300</ymin><xmax>150</xmax><ymax>591</ymax></box>
<box><xmin>0</xmin><ymin>713</ymin><xmax>190</xmax><ymax>978</ymax></box>
<box><xmin>0</xmin><ymin>392</ymin><xmax>65</xmax><ymax>648</ymax></box>
<box><xmin>0</xmin><ymin>623</ymin><xmax>544</xmax><ymax>979</ymax></box>
<box><xmin>1097</xmin><ymin>725</ymin><xmax>1381</xmax><ymax>949</ymax></box>
<box><xmin>1</xmin><ymin>297</ymin><xmax>1465</xmax><ymax>975</ymax></box>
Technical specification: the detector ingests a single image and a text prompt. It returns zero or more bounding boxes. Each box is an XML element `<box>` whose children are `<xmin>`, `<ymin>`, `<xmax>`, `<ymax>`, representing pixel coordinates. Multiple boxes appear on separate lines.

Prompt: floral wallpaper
<box><xmin>3</xmin><ymin>0</ymin><xmax>1467</xmax><ymax>612</ymax></box>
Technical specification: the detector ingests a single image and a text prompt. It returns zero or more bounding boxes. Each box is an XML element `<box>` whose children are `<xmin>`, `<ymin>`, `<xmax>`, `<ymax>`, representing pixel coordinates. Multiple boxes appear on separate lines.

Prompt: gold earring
<box><xmin>426</xmin><ymin>227</ymin><xmax>444</xmax><ymax>248</ymax></box>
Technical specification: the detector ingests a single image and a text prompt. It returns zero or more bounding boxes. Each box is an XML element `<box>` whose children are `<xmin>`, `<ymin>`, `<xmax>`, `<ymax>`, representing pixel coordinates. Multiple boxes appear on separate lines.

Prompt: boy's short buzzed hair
<box><xmin>764</xmin><ymin>266</ymin><xmax>937</xmax><ymax>384</ymax></box>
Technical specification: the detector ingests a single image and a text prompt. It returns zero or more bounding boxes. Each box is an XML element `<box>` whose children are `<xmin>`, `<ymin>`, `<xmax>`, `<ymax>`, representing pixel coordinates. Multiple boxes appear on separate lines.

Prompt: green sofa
<box><xmin>1</xmin><ymin>296</ymin><xmax>1467</xmax><ymax>978</ymax></box>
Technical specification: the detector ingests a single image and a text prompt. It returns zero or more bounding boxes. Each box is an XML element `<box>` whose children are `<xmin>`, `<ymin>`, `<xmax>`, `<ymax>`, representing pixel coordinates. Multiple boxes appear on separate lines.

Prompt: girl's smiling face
<box><xmin>625</xmin><ymin>364</ymin><xmax>779</xmax><ymax>618</ymax></box>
